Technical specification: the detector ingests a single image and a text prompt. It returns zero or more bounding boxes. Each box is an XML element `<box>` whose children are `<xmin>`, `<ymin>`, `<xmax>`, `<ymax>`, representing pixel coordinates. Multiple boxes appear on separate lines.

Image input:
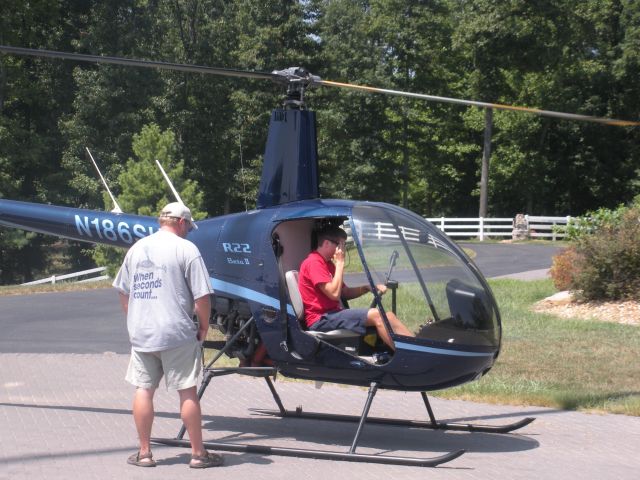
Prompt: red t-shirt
<box><xmin>298</xmin><ymin>251</ymin><xmax>343</xmax><ymax>327</ymax></box>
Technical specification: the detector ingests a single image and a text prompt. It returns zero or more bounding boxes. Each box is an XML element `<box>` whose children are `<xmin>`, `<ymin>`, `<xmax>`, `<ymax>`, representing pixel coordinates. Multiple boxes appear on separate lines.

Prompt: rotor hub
<box><xmin>271</xmin><ymin>67</ymin><xmax>321</xmax><ymax>109</ymax></box>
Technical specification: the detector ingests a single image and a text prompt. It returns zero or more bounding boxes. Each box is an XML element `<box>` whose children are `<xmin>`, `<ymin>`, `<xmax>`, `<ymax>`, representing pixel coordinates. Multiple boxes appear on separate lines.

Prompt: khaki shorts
<box><xmin>126</xmin><ymin>341</ymin><xmax>202</xmax><ymax>391</ymax></box>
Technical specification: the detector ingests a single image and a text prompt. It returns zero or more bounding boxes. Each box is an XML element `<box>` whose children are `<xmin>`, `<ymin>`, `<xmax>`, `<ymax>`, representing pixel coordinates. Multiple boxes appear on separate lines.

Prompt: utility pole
<box><xmin>479</xmin><ymin>108</ymin><xmax>493</xmax><ymax>217</ymax></box>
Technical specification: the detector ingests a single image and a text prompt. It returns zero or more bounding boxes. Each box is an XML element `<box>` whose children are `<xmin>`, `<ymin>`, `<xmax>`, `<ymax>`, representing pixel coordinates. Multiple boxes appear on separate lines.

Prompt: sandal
<box><xmin>127</xmin><ymin>451</ymin><xmax>156</xmax><ymax>467</ymax></box>
<box><xmin>190</xmin><ymin>451</ymin><xmax>223</xmax><ymax>469</ymax></box>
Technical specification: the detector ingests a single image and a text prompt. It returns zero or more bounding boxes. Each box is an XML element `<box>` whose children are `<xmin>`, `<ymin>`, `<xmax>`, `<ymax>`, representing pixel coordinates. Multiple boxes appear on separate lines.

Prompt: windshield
<box><xmin>345</xmin><ymin>204</ymin><xmax>500</xmax><ymax>349</ymax></box>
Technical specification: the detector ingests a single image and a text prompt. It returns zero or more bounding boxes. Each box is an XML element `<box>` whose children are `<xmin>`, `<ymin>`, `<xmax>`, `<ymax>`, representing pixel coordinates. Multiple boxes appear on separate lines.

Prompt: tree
<box><xmin>0</xmin><ymin>0</ymin><xmax>93</xmax><ymax>283</ymax></box>
<box><xmin>92</xmin><ymin>123</ymin><xmax>207</xmax><ymax>275</ymax></box>
<box><xmin>222</xmin><ymin>0</ymin><xmax>316</xmax><ymax>211</ymax></box>
<box><xmin>308</xmin><ymin>0</ymin><xmax>397</xmax><ymax>203</ymax></box>
<box><xmin>452</xmin><ymin>0</ymin><xmax>640</xmax><ymax>215</ymax></box>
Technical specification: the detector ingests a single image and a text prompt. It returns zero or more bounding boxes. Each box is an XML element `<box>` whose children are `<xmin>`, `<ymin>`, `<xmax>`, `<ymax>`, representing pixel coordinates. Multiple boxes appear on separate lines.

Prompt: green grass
<box><xmin>3</xmin><ymin>274</ymin><xmax>638</xmax><ymax>416</ymax></box>
<box><xmin>433</xmin><ymin>279</ymin><xmax>640</xmax><ymax>416</ymax></box>
<box><xmin>342</xmin><ymin>242</ymin><xmax>461</xmax><ymax>274</ymax></box>
<box><xmin>207</xmin><ymin>277</ymin><xmax>640</xmax><ymax>416</ymax></box>
<box><xmin>0</xmin><ymin>279</ymin><xmax>113</xmax><ymax>296</ymax></box>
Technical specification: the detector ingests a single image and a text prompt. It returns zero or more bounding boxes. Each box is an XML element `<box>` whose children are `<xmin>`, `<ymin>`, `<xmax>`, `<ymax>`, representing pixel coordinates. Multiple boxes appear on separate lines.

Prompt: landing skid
<box><xmin>253</xmin><ymin>390</ymin><xmax>534</xmax><ymax>434</ymax></box>
<box><xmin>153</xmin><ymin>436</ymin><xmax>464</xmax><ymax>467</ymax></box>
<box><xmin>151</xmin><ymin>364</ymin><xmax>466</xmax><ymax>467</ymax></box>
<box><xmin>253</xmin><ymin>408</ymin><xmax>534</xmax><ymax>434</ymax></box>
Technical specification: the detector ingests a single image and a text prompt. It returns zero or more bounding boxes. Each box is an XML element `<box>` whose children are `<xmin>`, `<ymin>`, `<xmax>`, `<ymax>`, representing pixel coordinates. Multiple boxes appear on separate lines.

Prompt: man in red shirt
<box><xmin>298</xmin><ymin>225</ymin><xmax>414</xmax><ymax>350</ymax></box>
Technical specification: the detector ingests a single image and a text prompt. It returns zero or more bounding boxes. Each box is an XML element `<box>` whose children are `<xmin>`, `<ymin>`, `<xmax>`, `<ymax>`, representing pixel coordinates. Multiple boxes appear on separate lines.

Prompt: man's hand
<box><xmin>375</xmin><ymin>284</ymin><xmax>387</xmax><ymax>295</ymax></box>
<box><xmin>194</xmin><ymin>295</ymin><xmax>211</xmax><ymax>343</ymax></box>
<box><xmin>118</xmin><ymin>292</ymin><xmax>129</xmax><ymax>315</ymax></box>
<box><xmin>197</xmin><ymin>326</ymin><xmax>208</xmax><ymax>343</ymax></box>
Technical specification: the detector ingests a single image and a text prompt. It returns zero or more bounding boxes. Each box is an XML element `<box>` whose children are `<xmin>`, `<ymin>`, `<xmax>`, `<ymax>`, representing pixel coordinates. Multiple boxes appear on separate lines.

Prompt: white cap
<box><xmin>159</xmin><ymin>202</ymin><xmax>198</xmax><ymax>230</ymax></box>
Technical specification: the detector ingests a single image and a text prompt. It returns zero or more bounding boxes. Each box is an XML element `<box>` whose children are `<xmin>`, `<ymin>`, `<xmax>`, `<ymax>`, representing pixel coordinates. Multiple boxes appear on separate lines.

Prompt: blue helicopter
<box><xmin>1</xmin><ymin>46</ymin><xmax>637</xmax><ymax>467</ymax></box>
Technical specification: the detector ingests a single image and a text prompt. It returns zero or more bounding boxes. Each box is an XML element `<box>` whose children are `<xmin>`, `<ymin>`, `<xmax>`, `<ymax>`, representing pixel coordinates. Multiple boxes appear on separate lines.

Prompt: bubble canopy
<box><xmin>348</xmin><ymin>204</ymin><xmax>501</xmax><ymax>351</ymax></box>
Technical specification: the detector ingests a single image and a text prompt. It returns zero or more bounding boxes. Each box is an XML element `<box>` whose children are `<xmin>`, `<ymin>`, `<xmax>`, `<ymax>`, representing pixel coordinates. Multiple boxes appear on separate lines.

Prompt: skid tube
<box><xmin>151</xmin><ymin>437</ymin><xmax>464</xmax><ymax>467</ymax></box>
<box><xmin>158</xmin><ymin>380</ymin><xmax>464</xmax><ymax>467</ymax></box>
<box><xmin>253</xmin><ymin>391</ymin><xmax>535</xmax><ymax>434</ymax></box>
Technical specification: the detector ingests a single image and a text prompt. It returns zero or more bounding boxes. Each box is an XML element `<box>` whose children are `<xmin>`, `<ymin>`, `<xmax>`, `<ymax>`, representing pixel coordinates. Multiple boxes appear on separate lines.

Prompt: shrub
<box><xmin>571</xmin><ymin>207</ymin><xmax>640</xmax><ymax>301</ymax></box>
<box><xmin>564</xmin><ymin>205</ymin><xmax>627</xmax><ymax>241</ymax></box>
<box><xmin>549</xmin><ymin>246</ymin><xmax>581</xmax><ymax>291</ymax></box>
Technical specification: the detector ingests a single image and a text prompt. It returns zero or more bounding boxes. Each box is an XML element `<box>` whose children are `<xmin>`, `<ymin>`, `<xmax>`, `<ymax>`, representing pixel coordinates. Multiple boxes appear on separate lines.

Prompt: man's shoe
<box><xmin>127</xmin><ymin>451</ymin><xmax>156</xmax><ymax>467</ymax></box>
<box><xmin>189</xmin><ymin>451</ymin><xmax>223</xmax><ymax>468</ymax></box>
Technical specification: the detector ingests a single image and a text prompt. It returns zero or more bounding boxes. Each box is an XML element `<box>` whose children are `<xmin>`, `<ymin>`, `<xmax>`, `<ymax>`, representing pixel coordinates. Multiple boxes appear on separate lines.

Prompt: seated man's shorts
<box><xmin>310</xmin><ymin>308</ymin><xmax>368</xmax><ymax>334</ymax></box>
<box><xmin>126</xmin><ymin>340</ymin><xmax>201</xmax><ymax>391</ymax></box>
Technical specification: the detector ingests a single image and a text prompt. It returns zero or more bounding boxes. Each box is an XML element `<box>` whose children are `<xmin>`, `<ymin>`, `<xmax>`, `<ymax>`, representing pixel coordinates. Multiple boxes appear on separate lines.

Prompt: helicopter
<box><xmin>1</xmin><ymin>45</ymin><xmax>638</xmax><ymax>468</ymax></box>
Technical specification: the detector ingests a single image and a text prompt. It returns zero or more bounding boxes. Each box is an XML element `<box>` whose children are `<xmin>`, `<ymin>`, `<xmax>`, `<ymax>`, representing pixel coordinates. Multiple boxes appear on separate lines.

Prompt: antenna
<box><xmin>85</xmin><ymin>147</ymin><xmax>123</xmax><ymax>213</ymax></box>
<box><xmin>155</xmin><ymin>159</ymin><xmax>184</xmax><ymax>204</ymax></box>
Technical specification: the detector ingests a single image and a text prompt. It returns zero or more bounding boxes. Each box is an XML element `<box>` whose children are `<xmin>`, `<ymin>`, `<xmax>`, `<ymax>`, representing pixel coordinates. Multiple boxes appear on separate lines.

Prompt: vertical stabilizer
<box><xmin>257</xmin><ymin>109</ymin><xmax>319</xmax><ymax>208</ymax></box>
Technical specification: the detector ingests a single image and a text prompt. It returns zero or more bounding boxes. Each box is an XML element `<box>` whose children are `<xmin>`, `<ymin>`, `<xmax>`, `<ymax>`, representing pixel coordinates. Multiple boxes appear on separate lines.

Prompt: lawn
<box><xmin>433</xmin><ymin>278</ymin><xmax>640</xmax><ymax>416</ymax></box>
<box><xmin>4</xmin><ymin>275</ymin><xmax>637</xmax><ymax>416</ymax></box>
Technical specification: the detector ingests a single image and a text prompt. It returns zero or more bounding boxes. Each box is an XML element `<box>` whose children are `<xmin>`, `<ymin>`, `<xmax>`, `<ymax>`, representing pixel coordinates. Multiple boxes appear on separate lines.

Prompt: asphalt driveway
<box><xmin>0</xmin><ymin>242</ymin><xmax>562</xmax><ymax>354</ymax></box>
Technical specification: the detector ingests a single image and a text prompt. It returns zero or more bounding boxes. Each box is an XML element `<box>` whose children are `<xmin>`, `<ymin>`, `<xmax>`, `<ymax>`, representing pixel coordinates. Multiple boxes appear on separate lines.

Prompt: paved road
<box><xmin>2</xmin><ymin>242</ymin><xmax>639</xmax><ymax>479</ymax></box>
<box><xmin>0</xmin><ymin>243</ymin><xmax>561</xmax><ymax>355</ymax></box>
<box><xmin>459</xmin><ymin>242</ymin><xmax>562</xmax><ymax>277</ymax></box>
<box><xmin>1</xmin><ymin>353</ymin><xmax>638</xmax><ymax>479</ymax></box>
<box><xmin>0</xmin><ymin>289</ymin><xmax>129</xmax><ymax>354</ymax></box>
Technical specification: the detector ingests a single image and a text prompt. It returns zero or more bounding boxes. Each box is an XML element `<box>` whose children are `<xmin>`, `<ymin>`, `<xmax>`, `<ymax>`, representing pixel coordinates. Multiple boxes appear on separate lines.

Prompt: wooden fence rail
<box><xmin>525</xmin><ymin>215</ymin><xmax>573</xmax><ymax>241</ymax></box>
<box><xmin>426</xmin><ymin>217</ymin><xmax>513</xmax><ymax>241</ymax></box>
<box><xmin>349</xmin><ymin>215</ymin><xmax>572</xmax><ymax>242</ymax></box>
<box><xmin>20</xmin><ymin>267</ymin><xmax>108</xmax><ymax>286</ymax></box>
<box><xmin>426</xmin><ymin>215</ymin><xmax>572</xmax><ymax>241</ymax></box>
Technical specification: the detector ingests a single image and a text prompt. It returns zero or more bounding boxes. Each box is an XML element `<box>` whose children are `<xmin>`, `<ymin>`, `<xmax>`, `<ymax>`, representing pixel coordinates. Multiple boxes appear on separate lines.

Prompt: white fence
<box><xmin>354</xmin><ymin>221</ymin><xmax>421</xmax><ymax>243</ymax></box>
<box><xmin>348</xmin><ymin>215</ymin><xmax>572</xmax><ymax>243</ymax></box>
<box><xmin>525</xmin><ymin>215</ymin><xmax>573</xmax><ymax>241</ymax></box>
<box><xmin>426</xmin><ymin>215</ymin><xmax>572</xmax><ymax>241</ymax></box>
<box><xmin>20</xmin><ymin>267</ymin><xmax>109</xmax><ymax>286</ymax></box>
<box><xmin>426</xmin><ymin>217</ymin><xmax>513</xmax><ymax>241</ymax></box>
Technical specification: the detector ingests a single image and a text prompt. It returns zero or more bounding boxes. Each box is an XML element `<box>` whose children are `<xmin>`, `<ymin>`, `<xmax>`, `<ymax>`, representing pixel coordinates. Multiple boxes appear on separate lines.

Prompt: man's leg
<box><xmin>132</xmin><ymin>387</ymin><xmax>156</xmax><ymax>458</ymax></box>
<box><xmin>178</xmin><ymin>386</ymin><xmax>206</xmax><ymax>456</ymax></box>
<box><xmin>365</xmin><ymin>309</ymin><xmax>414</xmax><ymax>350</ymax></box>
<box><xmin>387</xmin><ymin>311</ymin><xmax>414</xmax><ymax>337</ymax></box>
<box><xmin>178</xmin><ymin>386</ymin><xmax>224</xmax><ymax>468</ymax></box>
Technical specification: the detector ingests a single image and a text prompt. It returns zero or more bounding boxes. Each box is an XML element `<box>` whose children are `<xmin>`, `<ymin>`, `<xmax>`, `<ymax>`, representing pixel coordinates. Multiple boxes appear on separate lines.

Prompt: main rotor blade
<box><xmin>3</xmin><ymin>45</ymin><xmax>637</xmax><ymax>126</ymax></box>
<box><xmin>0</xmin><ymin>45</ymin><xmax>276</xmax><ymax>82</ymax></box>
<box><xmin>320</xmin><ymin>79</ymin><xmax>640</xmax><ymax>127</ymax></box>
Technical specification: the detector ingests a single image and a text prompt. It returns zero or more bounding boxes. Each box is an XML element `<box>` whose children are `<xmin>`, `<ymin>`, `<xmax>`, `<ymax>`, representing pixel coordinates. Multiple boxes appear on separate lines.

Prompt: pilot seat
<box><xmin>285</xmin><ymin>270</ymin><xmax>361</xmax><ymax>353</ymax></box>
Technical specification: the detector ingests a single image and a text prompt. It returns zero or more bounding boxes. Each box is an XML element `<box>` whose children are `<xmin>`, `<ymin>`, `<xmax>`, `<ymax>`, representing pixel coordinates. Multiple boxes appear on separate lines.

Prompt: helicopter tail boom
<box><xmin>0</xmin><ymin>199</ymin><xmax>157</xmax><ymax>248</ymax></box>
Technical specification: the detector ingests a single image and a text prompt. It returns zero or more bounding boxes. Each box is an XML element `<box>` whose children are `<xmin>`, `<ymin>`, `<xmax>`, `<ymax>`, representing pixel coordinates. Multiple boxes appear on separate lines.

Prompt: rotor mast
<box><xmin>258</xmin><ymin>67</ymin><xmax>322</xmax><ymax>208</ymax></box>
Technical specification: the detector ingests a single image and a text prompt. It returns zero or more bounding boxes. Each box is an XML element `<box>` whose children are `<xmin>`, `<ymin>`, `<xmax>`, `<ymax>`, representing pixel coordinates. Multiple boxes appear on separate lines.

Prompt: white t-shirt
<box><xmin>113</xmin><ymin>229</ymin><xmax>213</xmax><ymax>352</ymax></box>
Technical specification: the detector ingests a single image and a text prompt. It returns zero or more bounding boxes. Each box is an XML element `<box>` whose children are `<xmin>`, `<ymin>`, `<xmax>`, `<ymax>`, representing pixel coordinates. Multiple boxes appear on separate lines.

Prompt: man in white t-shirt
<box><xmin>113</xmin><ymin>202</ymin><xmax>221</xmax><ymax>469</ymax></box>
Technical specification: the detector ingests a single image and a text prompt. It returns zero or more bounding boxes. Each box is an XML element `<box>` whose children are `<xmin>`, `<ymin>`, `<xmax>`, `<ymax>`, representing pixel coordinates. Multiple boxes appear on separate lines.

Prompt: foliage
<box><xmin>549</xmin><ymin>246</ymin><xmax>580</xmax><ymax>291</ymax></box>
<box><xmin>564</xmin><ymin>204</ymin><xmax>628</xmax><ymax>241</ymax></box>
<box><xmin>3</xmin><ymin>0</ymin><xmax>640</xmax><ymax>282</ymax></box>
<box><xmin>556</xmin><ymin>196</ymin><xmax>640</xmax><ymax>300</ymax></box>
<box><xmin>92</xmin><ymin>123</ymin><xmax>207</xmax><ymax>276</ymax></box>
<box><xmin>571</xmin><ymin>206</ymin><xmax>640</xmax><ymax>300</ymax></box>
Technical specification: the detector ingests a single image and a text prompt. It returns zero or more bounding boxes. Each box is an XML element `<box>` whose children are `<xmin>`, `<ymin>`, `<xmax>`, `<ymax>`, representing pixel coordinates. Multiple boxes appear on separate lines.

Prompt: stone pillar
<box><xmin>512</xmin><ymin>213</ymin><xmax>529</xmax><ymax>240</ymax></box>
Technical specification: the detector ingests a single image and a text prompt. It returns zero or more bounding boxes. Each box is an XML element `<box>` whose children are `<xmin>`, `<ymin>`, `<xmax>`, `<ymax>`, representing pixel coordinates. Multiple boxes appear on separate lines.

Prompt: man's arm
<box><xmin>194</xmin><ymin>294</ymin><xmax>211</xmax><ymax>342</ymax></box>
<box><xmin>318</xmin><ymin>246</ymin><xmax>345</xmax><ymax>301</ymax></box>
<box><xmin>342</xmin><ymin>284</ymin><xmax>370</xmax><ymax>300</ymax></box>
<box><xmin>118</xmin><ymin>292</ymin><xmax>129</xmax><ymax>315</ymax></box>
<box><xmin>343</xmin><ymin>283</ymin><xmax>387</xmax><ymax>300</ymax></box>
